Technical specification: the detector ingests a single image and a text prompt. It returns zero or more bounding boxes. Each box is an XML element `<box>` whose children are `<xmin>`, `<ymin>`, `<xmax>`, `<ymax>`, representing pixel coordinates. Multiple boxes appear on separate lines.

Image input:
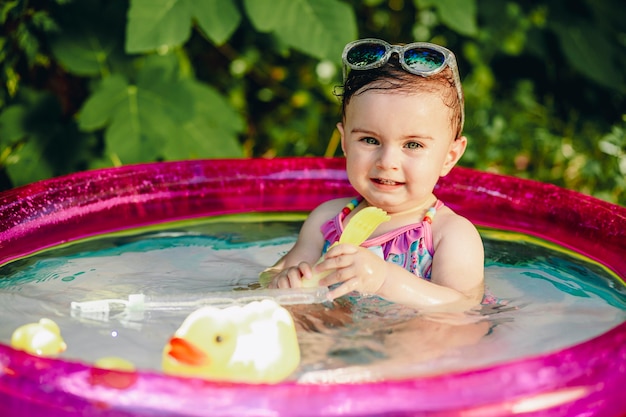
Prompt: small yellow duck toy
<box><xmin>91</xmin><ymin>357</ymin><xmax>138</xmax><ymax>389</ymax></box>
<box><xmin>162</xmin><ymin>299</ymin><xmax>300</xmax><ymax>383</ymax></box>
<box><xmin>11</xmin><ymin>318</ymin><xmax>67</xmax><ymax>356</ymax></box>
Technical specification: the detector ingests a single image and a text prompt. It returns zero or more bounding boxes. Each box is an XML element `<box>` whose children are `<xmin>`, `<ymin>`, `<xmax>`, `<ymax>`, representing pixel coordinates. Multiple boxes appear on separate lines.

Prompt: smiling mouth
<box><xmin>373</xmin><ymin>178</ymin><xmax>403</xmax><ymax>186</ymax></box>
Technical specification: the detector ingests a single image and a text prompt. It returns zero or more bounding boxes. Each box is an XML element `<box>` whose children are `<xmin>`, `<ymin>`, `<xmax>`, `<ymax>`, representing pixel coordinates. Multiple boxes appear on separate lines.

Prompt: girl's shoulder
<box><xmin>304</xmin><ymin>197</ymin><xmax>354</xmax><ymax>227</ymax></box>
<box><xmin>432</xmin><ymin>205</ymin><xmax>481</xmax><ymax>241</ymax></box>
<box><xmin>310</xmin><ymin>197</ymin><xmax>354</xmax><ymax>217</ymax></box>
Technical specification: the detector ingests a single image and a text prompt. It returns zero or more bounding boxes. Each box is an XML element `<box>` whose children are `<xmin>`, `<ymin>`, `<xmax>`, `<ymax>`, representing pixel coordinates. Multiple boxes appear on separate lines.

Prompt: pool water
<box><xmin>1</xmin><ymin>214</ymin><xmax>624</xmax><ymax>383</ymax></box>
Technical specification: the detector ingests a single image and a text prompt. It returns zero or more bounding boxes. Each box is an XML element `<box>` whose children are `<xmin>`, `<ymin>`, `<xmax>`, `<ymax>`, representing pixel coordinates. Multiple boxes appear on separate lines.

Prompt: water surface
<box><xmin>1</xmin><ymin>214</ymin><xmax>624</xmax><ymax>382</ymax></box>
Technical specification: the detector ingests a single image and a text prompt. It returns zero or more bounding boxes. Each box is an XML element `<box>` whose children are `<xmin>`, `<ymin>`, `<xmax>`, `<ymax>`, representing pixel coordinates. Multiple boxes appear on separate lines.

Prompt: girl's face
<box><xmin>338</xmin><ymin>90</ymin><xmax>466</xmax><ymax>215</ymax></box>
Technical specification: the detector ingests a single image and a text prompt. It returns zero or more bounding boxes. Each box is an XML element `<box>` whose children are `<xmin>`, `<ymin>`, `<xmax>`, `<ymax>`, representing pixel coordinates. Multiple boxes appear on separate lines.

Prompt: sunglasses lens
<box><xmin>403</xmin><ymin>47</ymin><xmax>445</xmax><ymax>71</ymax></box>
<box><xmin>346</xmin><ymin>42</ymin><xmax>387</xmax><ymax>68</ymax></box>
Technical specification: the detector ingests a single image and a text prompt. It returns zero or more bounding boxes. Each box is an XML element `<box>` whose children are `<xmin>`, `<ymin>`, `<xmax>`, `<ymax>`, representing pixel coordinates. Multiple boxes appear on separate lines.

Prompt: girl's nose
<box><xmin>376</xmin><ymin>146</ymin><xmax>400</xmax><ymax>170</ymax></box>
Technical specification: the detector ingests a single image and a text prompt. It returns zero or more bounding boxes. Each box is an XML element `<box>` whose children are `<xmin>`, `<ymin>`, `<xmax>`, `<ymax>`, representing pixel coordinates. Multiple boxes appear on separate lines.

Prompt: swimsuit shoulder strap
<box><xmin>423</xmin><ymin>199</ymin><xmax>444</xmax><ymax>224</ymax></box>
<box><xmin>339</xmin><ymin>196</ymin><xmax>363</xmax><ymax>221</ymax></box>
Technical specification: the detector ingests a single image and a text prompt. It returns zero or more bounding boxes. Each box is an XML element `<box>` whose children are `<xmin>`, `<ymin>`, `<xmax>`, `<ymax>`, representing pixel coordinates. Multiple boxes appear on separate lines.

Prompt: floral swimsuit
<box><xmin>320</xmin><ymin>196</ymin><xmax>443</xmax><ymax>280</ymax></box>
<box><xmin>320</xmin><ymin>196</ymin><xmax>498</xmax><ymax>304</ymax></box>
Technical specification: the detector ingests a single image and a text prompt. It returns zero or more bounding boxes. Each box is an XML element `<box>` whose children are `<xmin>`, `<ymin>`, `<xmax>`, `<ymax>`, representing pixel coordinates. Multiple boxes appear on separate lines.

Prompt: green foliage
<box><xmin>416</xmin><ymin>0</ymin><xmax>478</xmax><ymax>36</ymax></box>
<box><xmin>244</xmin><ymin>0</ymin><xmax>357</xmax><ymax>60</ymax></box>
<box><xmin>126</xmin><ymin>0</ymin><xmax>242</xmax><ymax>51</ymax></box>
<box><xmin>0</xmin><ymin>0</ymin><xmax>624</xmax><ymax>206</ymax></box>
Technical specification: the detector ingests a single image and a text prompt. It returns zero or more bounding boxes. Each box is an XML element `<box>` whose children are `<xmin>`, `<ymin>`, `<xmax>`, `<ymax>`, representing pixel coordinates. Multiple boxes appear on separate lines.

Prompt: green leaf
<box><xmin>551</xmin><ymin>22</ymin><xmax>623</xmax><ymax>90</ymax></box>
<box><xmin>51</xmin><ymin>21</ymin><xmax>117</xmax><ymax>76</ymax></box>
<box><xmin>50</xmin><ymin>1</ymin><xmax>125</xmax><ymax>76</ymax></box>
<box><xmin>4</xmin><ymin>129</ymin><xmax>90</xmax><ymax>188</ymax></box>
<box><xmin>78</xmin><ymin>75</ymin><xmax>130</xmax><ymax>131</ymax></box>
<box><xmin>5</xmin><ymin>139</ymin><xmax>55</xmax><ymax>185</ymax></box>
<box><xmin>78</xmin><ymin>74</ymin><xmax>156</xmax><ymax>162</ymax></box>
<box><xmin>243</xmin><ymin>0</ymin><xmax>357</xmax><ymax>61</ymax></box>
<box><xmin>126</xmin><ymin>0</ymin><xmax>192</xmax><ymax>53</ymax></box>
<box><xmin>126</xmin><ymin>0</ymin><xmax>242</xmax><ymax>52</ymax></box>
<box><xmin>78</xmin><ymin>64</ymin><xmax>243</xmax><ymax>164</ymax></box>
<box><xmin>432</xmin><ymin>0</ymin><xmax>478</xmax><ymax>36</ymax></box>
<box><xmin>163</xmin><ymin>81</ymin><xmax>244</xmax><ymax>159</ymax></box>
<box><xmin>51</xmin><ymin>32</ymin><xmax>116</xmax><ymax>77</ymax></box>
<box><xmin>1</xmin><ymin>1</ymin><xmax>21</xmax><ymax>25</ymax></box>
<box><xmin>2</xmin><ymin>90</ymin><xmax>97</xmax><ymax>186</ymax></box>
<box><xmin>243</xmin><ymin>0</ymin><xmax>281</xmax><ymax>32</ymax></box>
<box><xmin>31</xmin><ymin>10</ymin><xmax>59</xmax><ymax>32</ymax></box>
<box><xmin>414</xmin><ymin>0</ymin><xmax>434</xmax><ymax>7</ymax></box>
<box><xmin>192</xmin><ymin>0</ymin><xmax>241</xmax><ymax>45</ymax></box>
<box><xmin>0</xmin><ymin>105</ymin><xmax>27</xmax><ymax>146</ymax></box>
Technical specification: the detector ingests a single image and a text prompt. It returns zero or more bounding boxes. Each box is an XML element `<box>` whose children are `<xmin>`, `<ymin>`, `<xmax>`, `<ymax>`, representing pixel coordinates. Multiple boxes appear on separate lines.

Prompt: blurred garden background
<box><xmin>1</xmin><ymin>0</ymin><xmax>624</xmax><ymax>205</ymax></box>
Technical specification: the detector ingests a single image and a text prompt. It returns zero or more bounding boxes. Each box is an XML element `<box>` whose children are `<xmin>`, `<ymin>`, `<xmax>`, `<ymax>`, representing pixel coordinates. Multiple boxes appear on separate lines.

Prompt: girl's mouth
<box><xmin>372</xmin><ymin>178</ymin><xmax>403</xmax><ymax>186</ymax></box>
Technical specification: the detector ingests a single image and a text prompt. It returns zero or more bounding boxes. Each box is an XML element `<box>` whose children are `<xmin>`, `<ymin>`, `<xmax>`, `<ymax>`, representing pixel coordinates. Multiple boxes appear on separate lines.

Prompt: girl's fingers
<box><xmin>275</xmin><ymin>274</ymin><xmax>291</xmax><ymax>289</ymax></box>
<box><xmin>318</xmin><ymin>265</ymin><xmax>358</xmax><ymax>288</ymax></box>
<box><xmin>315</xmin><ymin>251</ymin><xmax>356</xmax><ymax>273</ymax></box>
<box><xmin>272</xmin><ymin>266</ymin><xmax>301</xmax><ymax>289</ymax></box>
<box><xmin>325</xmin><ymin>243</ymin><xmax>358</xmax><ymax>258</ymax></box>
<box><xmin>285</xmin><ymin>267</ymin><xmax>304</xmax><ymax>288</ymax></box>
<box><xmin>316</xmin><ymin>256</ymin><xmax>343</xmax><ymax>272</ymax></box>
<box><xmin>298</xmin><ymin>261</ymin><xmax>313</xmax><ymax>279</ymax></box>
<box><xmin>327</xmin><ymin>278</ymin><xmax>359</xmax><ymax>300</ymax></box>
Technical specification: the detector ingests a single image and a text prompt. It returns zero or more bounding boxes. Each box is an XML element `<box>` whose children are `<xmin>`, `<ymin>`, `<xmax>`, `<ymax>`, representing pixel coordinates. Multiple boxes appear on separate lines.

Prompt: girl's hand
<box><xmin>315</xmin><ymin>244</ymin><xmax>388</xmax><ymax>299</ymax></box>
<box><xmin>267</xmin><ymin>262</ymin><xmax>314</xmax><ymax>289</ymax></box>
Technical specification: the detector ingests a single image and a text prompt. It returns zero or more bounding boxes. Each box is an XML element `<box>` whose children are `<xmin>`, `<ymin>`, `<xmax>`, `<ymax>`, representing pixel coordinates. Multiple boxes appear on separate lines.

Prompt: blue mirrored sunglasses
<box><xmin>342</xmin><ymin>38</ymin><xmax>464</xmax><ymax>132</ymax></box>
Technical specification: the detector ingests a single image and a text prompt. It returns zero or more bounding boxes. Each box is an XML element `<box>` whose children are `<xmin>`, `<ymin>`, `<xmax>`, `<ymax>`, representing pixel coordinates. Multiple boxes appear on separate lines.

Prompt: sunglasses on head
<box><xmin>342</xmin><ymin>38</ymin><xmax>465</xmax><ymax>132</ymax></box>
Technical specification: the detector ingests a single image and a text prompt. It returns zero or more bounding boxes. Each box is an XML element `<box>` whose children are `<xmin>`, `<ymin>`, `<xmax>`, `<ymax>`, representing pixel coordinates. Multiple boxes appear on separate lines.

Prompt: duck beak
<box><xmin>167</xmin><ymin>337</ymin><xmax>209</xmax><ymax>366</ymax></box>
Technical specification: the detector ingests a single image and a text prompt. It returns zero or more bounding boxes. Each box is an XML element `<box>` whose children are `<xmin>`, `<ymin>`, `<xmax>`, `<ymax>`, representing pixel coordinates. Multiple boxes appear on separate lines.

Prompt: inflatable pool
<box><xmin>0</xmin><ymin>157</ymin><xmax>624</xmax><ymax>416</ymax></box>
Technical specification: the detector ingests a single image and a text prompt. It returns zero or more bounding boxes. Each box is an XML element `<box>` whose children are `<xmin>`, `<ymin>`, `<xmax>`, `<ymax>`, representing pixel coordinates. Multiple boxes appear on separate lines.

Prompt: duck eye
<box><xmin>215</xmin><ymin>335</ymin><xmax>223</xmax><ymax>343</ymax></box>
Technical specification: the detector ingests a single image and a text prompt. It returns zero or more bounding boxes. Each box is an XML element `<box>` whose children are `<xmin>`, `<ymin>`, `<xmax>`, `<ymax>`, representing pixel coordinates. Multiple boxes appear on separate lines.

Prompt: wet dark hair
<box><xmin>338</xmin><ymin>55</ymin><xmax>463</xmax><ymax>139</ymax></box>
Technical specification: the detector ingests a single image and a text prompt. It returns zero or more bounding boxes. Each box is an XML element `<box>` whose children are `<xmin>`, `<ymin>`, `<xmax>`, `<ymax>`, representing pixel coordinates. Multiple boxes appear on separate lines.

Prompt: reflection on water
<box><xmin>0</xmin><ymin>216</ymin><xmax>624</xmax><ymax>382</ymax></box>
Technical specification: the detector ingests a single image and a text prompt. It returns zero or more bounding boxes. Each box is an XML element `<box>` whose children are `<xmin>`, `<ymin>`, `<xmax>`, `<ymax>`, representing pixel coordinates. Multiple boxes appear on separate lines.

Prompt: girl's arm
<box><xmin>316</xmin><ymin>213</ymin><xmax>484</xmax><ymax>312</ymax></box>
<box><xmin>261</xmin><ymin>199</ymin><xmax>348</xmax><ymax>288</ymax></box>
<box><xmin>428</xmin><ymin>213</ymin><xmax>485</xmax><ymax>303</ymax></box>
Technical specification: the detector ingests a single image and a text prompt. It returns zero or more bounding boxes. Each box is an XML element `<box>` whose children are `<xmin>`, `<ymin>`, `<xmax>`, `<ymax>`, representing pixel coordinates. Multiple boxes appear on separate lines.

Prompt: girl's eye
<box><xmin>405</xmin><ymin>142</ymin><xmax>422</xmax><ymax>150</ymax></box>
<box><xmin>361</xmin><ymin>137</ymin><xmax>379</xmax><ymax>145</ymax></box>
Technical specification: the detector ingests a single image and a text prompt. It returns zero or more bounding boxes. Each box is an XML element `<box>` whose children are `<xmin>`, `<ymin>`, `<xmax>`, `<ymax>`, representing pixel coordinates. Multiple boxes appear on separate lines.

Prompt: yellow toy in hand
<box><xmin>303</xmin><ymin>206</ymin><xmax>390</xmax><ymax>288</ymax></box>
<box><xmin>11</xmin><ymin>318</ymin><xmax>67</xmax><ymax>356</ymax></box>
<box><xmin>162</xmin><ymin>299</ymin><xmax>300</xmax><ymax>383</ymax></box>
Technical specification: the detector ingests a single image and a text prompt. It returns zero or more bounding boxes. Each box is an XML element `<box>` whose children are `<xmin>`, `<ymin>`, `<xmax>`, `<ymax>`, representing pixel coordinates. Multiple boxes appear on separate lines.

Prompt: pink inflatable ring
<box><xmin>0</xmin><ymin>157</ymin><xmax>624</xmax><ymax>417</ymax></box>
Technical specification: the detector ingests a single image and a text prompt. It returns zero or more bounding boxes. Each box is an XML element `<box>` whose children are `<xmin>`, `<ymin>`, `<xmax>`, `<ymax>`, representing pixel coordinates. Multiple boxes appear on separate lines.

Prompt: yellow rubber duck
<box><xmin>91</xmin><ymin>357</ymin><xmax>138</xmax><ymax>389</ymax></box>
<box><xmin>11</xmin><ymin>318</ymin><xmax>67</xmax><ymax>356</ymax></box>
<box><xmin>162</xmin><ymin>299</ymin><xmax>300</xmax><ymax>383</ymax></box>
